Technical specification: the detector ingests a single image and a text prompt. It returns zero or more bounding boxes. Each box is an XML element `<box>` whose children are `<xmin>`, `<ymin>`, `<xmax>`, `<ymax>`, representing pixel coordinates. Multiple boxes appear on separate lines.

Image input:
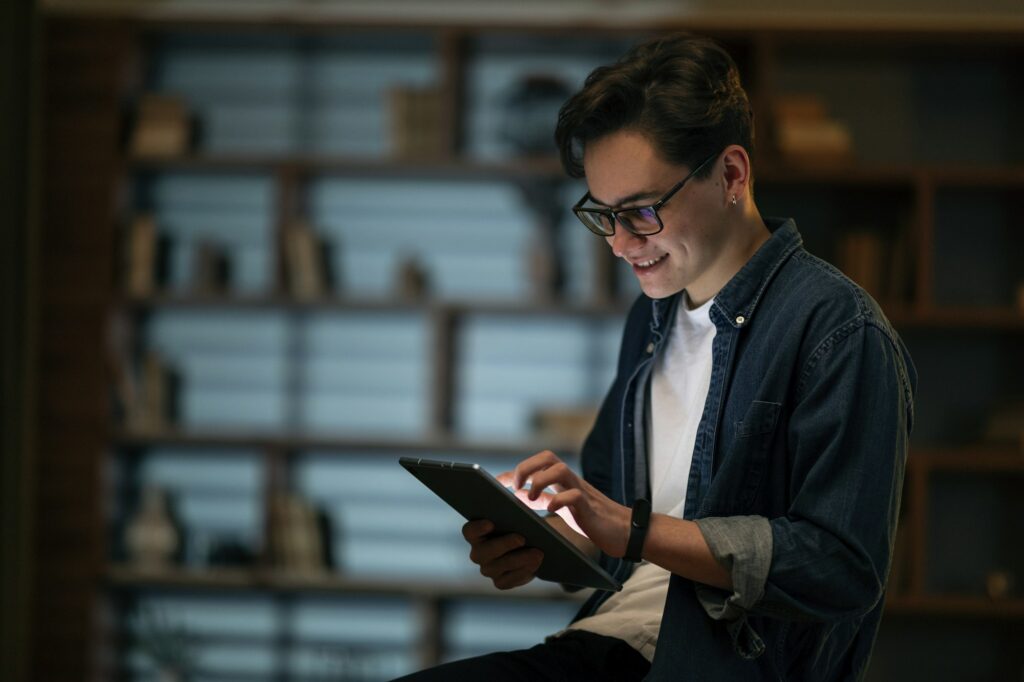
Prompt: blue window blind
<box><xmin>144</xmin><ymin>310</ymin><xmax>429</xmax><ymax>435</ymax></box>
<box><xmin>120</xmin><ymin>449</ymin><xmax>265</xmax><ymax>565</ymax></box>
<box><xmin>293</xmin><ymin>452</ymin><xmax>530</xmax><ymax>579</ymax></box>
<box><xmin>443</xmin><ymin>599</ymin><xmax>581</xmax><ymax>662</ymax></box>
<box><xmin>150</xmin><ymin>32</ymin><xmax>437</xmax><ymax>156</ymax></box>
<box><xmin>457</xmin><ymin>315</ymin><xmax>624</xmax><ymax>440</ymax></box>
<box><xmin>137</xmin><ymin>172</ymin><xmax>275</xmax><ymax>294</ymax></box>
<box><xmin>465</xmin><ymin>35</ymin><xmax>633</xmax><ymax>160</ymax></box>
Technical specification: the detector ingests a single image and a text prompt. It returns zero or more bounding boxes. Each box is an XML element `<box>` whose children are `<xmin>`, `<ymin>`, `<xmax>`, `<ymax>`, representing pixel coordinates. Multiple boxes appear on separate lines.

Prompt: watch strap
<box><xmin>624</xmin><ymin>497</ymin><xmax>651</xmax><ymax>562</ymax></box>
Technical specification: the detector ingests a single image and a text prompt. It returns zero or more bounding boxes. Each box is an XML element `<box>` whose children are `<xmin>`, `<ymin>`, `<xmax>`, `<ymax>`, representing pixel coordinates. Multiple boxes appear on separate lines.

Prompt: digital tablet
<box><xmin>400</xmin><ymin>457</ymin><xmax>622</xmax><ymax>592</ymax></box>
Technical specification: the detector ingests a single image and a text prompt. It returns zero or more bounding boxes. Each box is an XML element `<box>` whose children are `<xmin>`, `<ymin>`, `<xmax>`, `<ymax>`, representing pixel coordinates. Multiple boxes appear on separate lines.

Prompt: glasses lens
<box><xmin>576</xmin><ymin>209</ymin><xmax>614</xmax><ymax>236</ymax></box>
<box><xmin>618</xmin><ymin>207</ymin><xmax>661</xmax><ymax>235</ymax></box>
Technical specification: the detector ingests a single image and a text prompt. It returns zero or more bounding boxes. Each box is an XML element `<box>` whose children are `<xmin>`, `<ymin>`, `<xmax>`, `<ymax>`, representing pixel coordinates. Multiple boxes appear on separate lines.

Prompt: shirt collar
<box><xmin>712</xmin><ymin>217</ymin><xmax>802</xmax><ymax>329</ymax></box>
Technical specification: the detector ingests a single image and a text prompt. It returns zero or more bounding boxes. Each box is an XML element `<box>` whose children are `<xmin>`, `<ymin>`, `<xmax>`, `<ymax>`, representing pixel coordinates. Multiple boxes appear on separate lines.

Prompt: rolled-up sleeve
<box><xmin>694</xmin><ymin>515</ymin><xmax>772</xmax><ymax>619</ymax></box>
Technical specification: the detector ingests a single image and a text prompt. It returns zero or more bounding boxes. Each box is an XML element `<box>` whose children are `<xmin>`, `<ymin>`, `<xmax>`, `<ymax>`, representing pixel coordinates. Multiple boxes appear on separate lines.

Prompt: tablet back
<box><xmin>400</xmin><ymin>457</ymin><xmax>621</xmax><ymax>592</ymax></box>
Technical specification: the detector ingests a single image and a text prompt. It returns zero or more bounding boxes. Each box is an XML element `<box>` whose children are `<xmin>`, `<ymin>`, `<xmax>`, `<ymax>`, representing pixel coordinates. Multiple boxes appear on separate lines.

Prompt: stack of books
<box><xmin>130</xmin><ymin>94</ymin><xmax>191</xmax><ymax>157</ymax></box>
<box><xmin>773</xmin><ymin>94</ymin><xmax>853</xmax><ymax>166</ymax></box>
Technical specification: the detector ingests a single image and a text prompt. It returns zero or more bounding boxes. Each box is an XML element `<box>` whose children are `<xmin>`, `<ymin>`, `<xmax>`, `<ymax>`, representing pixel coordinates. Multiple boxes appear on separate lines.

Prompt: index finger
<box><xmin>512</xmin><ymin>450</ymin><xmax>561</xmax><ymax>490</ymax></box>
<box><xmin>462</xmin><ymin>519</ymin><xmax>494</xmax><ymax>543</ymax></box>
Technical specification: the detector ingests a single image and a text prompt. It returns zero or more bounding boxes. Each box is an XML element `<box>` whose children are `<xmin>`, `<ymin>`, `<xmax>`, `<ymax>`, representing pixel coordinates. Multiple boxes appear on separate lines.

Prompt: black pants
<box><xmin>392</xmin><ymin>630</ymin><xmax>650</xmax><ymax>682</ymax></box>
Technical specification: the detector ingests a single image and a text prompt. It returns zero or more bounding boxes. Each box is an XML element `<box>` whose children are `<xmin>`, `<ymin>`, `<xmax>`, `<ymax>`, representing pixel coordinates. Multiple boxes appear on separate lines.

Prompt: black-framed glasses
<box><xmin>572</xmin><ymin>152</ymin><xmax>718</xmax><ymax>237</ymax></box>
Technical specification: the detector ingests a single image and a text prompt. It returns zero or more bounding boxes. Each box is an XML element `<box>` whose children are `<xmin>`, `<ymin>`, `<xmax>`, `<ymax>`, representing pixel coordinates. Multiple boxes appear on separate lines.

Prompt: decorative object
<box><xmin>773</xmin><ymin>93</ymin><xmax>853</xmax><ymax>165</ymax></box>
<box><xmin>985</xmin><ymin>570</ymin><xmax>1014</xmax><ymax>599</ymax></box>
<box><xmin>269</xmin><ymin>492</ymin><xmax>331</xmax><ymax>574</ymax></box>
<box><xmin>206</xmin><ymin>537</ymin><xmax>257</xmax><ymax>567</ymax></box>
<box><xmin>499</xmin><ymin>74</ymin><xmax>572</xmax><ymax>156</ymax></box>
<box><xmin>396</xmin><ymin>256</ymin><xmax>430</xmax><ymax>300</ymax></box>
<box><xmin>125</xmin><ymin>485</ymin><xmax>180</xmax><ymax>570</ymax></box>
<box><xmin>532</xmin><ymin>406</ymin><xmax>599</xmax><ymax>446</ymax></box>
<box><xmin>130</xmin><ymin>93</ymin><xmax>192</xmax><ymax>157</ymax></box>
<box><xmin>133</xmin><ymin>606</ymin><xmax>196</xmax><ymax>682</ymax></box>
<box><xmin>190</xmin><ymin>240</ymin><xmax>231</xmax><ymax>295</ymax></box>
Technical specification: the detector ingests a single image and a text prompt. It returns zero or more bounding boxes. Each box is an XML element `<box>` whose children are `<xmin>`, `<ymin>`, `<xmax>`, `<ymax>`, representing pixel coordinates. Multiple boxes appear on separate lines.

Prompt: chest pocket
<box><xmin>703</xmin><ymin>400</ymin><xmax>782</xmax><ymax>515</ymax></box>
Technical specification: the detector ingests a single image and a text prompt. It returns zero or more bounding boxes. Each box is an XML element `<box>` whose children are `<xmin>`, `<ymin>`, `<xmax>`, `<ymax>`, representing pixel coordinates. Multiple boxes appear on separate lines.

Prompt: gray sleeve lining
<box><xmin>694</xmin><ymin>515</ymin><xmax>773</xmax><ymax>621</ymax></box>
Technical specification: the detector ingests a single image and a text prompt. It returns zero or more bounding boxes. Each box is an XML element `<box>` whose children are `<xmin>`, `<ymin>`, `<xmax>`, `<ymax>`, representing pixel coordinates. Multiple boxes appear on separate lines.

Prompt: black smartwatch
<box><xmin>624</xmin><ymin>497</ymin><xmax>651</xmax><ymax>563</ymax></box>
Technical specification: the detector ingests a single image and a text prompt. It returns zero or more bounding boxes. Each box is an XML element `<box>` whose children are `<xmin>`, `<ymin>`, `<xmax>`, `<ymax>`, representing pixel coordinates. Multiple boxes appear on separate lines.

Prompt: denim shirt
<box><xmin>573</xmin><ymin>218</ymin><xmax>917</xmax><ymax>681</ymax></box>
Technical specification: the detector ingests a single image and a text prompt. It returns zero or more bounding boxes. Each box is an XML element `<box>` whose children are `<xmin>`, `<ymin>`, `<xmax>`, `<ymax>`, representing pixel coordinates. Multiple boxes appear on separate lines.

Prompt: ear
<box><xmin>719</xmin><ymin>145</ymin><xmax>752</xmax><ymax>207</ymax></box>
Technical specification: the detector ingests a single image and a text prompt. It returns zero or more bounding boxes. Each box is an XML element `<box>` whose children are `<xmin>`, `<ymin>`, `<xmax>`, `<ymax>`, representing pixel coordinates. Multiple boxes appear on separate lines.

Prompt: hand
<box><xmin>505</xmin><ymin>450</ymin><xmax>632</xmax><ymax>559</ymax></box>
<box><xmin>462</xmin><ymin>519</ymin><xmax>544</xmax><ymax>590</ymax></box>
<box><xmin>495</xmin><ymin>475</ymin><xmax>589</xmax><ymax>538</ymax></box>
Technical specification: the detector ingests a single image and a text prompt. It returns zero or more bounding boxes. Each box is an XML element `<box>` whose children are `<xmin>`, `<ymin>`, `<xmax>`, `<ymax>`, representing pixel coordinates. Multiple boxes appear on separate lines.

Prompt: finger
<box><xmin>468</xmin><ymin>533</ymin><xmax>526</xmax><ymax>567</ymax></box>
<box><xmin>462</xmin><ymin>519</ymin><xmax>494</xmax><ymax>543</ymax></box>
<box><xmin>493</xmin><ymin>551</ymin><xmax>545</xmax><ymax>589</ymax></box>
<box><xmin>547</xmin><ymin>487</ymin><xmax>584</xmax><ymax>512</ymax></box>
<box><xmin>527</xmin><ymin>460</ymin><xmax>577</xmax><ymax>500</ymax></box>
<box><xmin>482</xmin><ymin>548</ymin><xmax>544</xmax><ymax>583</ymax></box>
<box><xmin>512</xmin><ymin>450</ymin><xmax>560</xmax><ymax>489</ymax></box>
<box><xmin>552</xmin><ymin>506</ymin><xmax>587</xmax><ymax>537</ymax></box>
<box><xmin>509</xmin><ymin>486</ymin><xmax>553</xmax><ymax>511</ymax></box>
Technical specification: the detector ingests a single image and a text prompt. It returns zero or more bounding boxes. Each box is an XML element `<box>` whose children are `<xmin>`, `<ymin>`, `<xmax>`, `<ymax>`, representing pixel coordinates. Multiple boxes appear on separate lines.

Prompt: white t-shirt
<box><xmin>566</xmin><ymin>293</ymin><xmax>717</xmax><ymax>661</ymax></box>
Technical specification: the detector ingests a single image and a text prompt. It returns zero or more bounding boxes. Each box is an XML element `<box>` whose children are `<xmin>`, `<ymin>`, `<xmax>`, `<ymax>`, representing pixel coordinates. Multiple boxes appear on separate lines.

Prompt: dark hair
<box><xmin>555</xmin><ymin>34</ymin><xmax>753</xmax><ymax>180</ymax></box>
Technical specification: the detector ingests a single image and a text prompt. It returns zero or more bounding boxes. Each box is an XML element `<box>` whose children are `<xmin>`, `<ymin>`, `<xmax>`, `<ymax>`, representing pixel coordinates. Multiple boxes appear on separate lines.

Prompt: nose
<box><xmin>606</xmin><ymin>228</ymin><xmax>646</xmax><ymax>258</ymax></box>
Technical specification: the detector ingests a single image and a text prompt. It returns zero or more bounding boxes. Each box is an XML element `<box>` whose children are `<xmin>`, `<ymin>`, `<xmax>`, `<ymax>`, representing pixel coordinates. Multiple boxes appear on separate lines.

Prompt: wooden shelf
<box><xmin>909</xmin><ymin>448</ymin><xmax>1024</xmax><ymax>473</ymax></box>
<box><xmin>105</xmin><ymin>567</ymin><xmax>1024</xmax><ymax>617</ymax></box>
<box><xmin>885</xmin><ymin>306</ymin><xmax>1024</xmax><ymax>331</ymax></box>
<box><xmin>117</xmin><ymin>294</ymin><xmax>1024</xmax><ymax>331</ymax></box>
<box><xmin>886</xmin><ymin>594</ymin><xmax>1024</xmax><ymax>619</ymax></box>
<box><xmin>117</xmin><ymin>293</ymin><xmax>630</xmax><ymax>318</ymax></box>
<box><xmin>125</xmin><ymin>153</ymin><xmax>566</xmax><ymax>181</ymax></box>
<box><xmin>114</xmin><ymin>427</ymin><xmax>579</xmax><ymax>457</ymax></box>
<box><xmin>105</xmin><ymin>564</ymin><xmax>585</xmax><ymax>602</ymax></box>
<box><xmin>39</xmin><ymin>4</ymin><xmax>1024</xmax><ymax>38</ymax></box>
<box><xmin>126</xmin><ymin>153</ymin><xmax>1024</xmax><ymax>189</ymax></box>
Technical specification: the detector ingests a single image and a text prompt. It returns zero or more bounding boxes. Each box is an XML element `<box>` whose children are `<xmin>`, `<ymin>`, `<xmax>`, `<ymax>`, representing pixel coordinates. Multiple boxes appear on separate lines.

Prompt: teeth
<box><xmin>636</xmin><ymin>255</ymin><xmax>666</xmax><ymax>268</ymax></box>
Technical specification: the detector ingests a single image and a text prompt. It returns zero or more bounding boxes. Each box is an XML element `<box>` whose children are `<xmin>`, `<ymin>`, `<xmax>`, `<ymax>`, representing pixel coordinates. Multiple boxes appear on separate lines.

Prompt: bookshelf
<box><xmin>32</xmin><ymin>9</ymin><xmax>1024</xmax><ymax>681</ymax></box>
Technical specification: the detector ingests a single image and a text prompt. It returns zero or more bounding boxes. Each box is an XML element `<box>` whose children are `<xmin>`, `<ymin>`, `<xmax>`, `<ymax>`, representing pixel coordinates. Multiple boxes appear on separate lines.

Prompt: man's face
<box><xmin>582</xmin><ymin>130</ymin><xmax>728</xmax><ymax>301</ymax></box>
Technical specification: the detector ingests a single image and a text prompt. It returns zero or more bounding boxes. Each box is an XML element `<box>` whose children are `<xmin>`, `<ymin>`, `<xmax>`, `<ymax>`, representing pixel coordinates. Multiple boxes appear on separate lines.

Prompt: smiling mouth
<box><xmin>633</xmin><ymin>254</ymin><xmax>668</xmax><ymax>271</ymax></box>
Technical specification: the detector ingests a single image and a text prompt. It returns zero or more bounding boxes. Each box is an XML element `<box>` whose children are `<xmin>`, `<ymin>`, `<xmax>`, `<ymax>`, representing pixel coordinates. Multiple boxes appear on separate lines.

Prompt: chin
<box><xmin>639</xmin><ymin>283</ymin><xmax>683</xmax><ymax>300</ymax></box>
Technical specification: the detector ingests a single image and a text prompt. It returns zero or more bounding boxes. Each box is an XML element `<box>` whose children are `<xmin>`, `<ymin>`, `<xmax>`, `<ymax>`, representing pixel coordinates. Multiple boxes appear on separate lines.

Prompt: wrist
<box><xmin>624</xmin><ymin>498</ymin><xmax>651</xmax><ymax>562</ymax></box>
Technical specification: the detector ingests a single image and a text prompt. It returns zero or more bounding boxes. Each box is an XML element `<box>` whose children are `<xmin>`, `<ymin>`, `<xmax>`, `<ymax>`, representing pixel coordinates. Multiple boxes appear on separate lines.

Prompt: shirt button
<box><xmin>736</xmin><ymin>315</ymin><xmax>746</xmax><ymax>325</ymax></box>
<box><xmin>645</xmin><ymin>342</ymin><xmax>654</xmax><ymax>353</ymax></box>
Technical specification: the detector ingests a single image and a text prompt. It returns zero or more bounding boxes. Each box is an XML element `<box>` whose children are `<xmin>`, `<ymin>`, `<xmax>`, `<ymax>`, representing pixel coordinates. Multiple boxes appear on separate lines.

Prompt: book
<box><xmin>130</xmin><ymin>94</ymin><xmax>191</xmax><ymax>158</ymax></box>
<box><xmin>284</xmin><ymin>222</ymin><xmax>330</xmax><ymax>300</ymax></box>
<box><xmin>127</xmin><ymin>351</ymin><xmax>173</xmax><ymax>431</ymax></box>
<box><xmin>389</xmin><ymin>86</ymin><xmax>444</xmax><ymax>158</ymax></box>
<box><xmin>125</xmin><ymin>215</ymin><xmax>158</xmax><ymax>297</ymax></box>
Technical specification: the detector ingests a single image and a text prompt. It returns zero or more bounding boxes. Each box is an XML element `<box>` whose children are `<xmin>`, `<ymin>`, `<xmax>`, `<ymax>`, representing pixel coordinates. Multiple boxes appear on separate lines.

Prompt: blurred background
<box><xmin>1</xmin><ymin>0</ymin><xmax>1022</xmax><ymax>680</ymax></box>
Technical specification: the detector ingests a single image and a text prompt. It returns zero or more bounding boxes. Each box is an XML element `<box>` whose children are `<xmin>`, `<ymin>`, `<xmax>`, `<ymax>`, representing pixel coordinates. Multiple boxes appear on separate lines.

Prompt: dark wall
<box><xmin>0</xmin><ymin>0</ymin><xmax>38</xmax><ymax>680</ymax></box>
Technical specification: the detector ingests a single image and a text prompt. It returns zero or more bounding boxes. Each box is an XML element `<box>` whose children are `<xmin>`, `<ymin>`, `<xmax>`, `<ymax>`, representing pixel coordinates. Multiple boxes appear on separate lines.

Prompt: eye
<box><xmin>629</xmin><ymin>207</ymin><xmax>658</xmax><ymax>224</ymax></box>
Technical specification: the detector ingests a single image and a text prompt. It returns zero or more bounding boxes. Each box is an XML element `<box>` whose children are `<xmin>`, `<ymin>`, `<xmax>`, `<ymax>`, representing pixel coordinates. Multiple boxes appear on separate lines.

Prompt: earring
<box><xmin>730</xmin><ymin>195</ymin><xmax>738</xmax><ymax>206</ymax></box>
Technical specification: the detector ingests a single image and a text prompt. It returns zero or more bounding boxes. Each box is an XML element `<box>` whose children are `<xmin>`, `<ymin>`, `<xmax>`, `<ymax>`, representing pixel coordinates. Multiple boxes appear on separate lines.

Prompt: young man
<box><xmin>396</xmin><ymin>34</ymin><xmax>916</xmax><ymax>681</ymax></box>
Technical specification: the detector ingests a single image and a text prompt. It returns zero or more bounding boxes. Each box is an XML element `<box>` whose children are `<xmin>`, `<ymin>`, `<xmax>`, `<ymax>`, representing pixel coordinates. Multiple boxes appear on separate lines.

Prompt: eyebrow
<box><xmin>587</xmin><ymin>189</ymin><xmax>662</xmax><ymax>209</ymax></box>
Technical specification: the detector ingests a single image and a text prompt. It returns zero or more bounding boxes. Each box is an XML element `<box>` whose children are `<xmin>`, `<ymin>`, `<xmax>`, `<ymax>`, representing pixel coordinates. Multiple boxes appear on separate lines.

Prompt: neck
<box><xmin>685</xmin><ymin>205</ymin><xmax>770</xmax><ymax>308</ymax></box>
